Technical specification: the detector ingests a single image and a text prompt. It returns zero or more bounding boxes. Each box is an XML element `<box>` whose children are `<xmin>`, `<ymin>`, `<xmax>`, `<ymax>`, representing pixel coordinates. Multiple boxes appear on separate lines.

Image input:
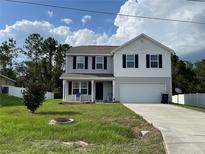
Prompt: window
<box><xmin>72</xmin><ymin>81</ymin><xmax>88</xmax><ymax>95</ymax></box>
<box><xmin>81</xmin><ymin>82</ymin><xmax>88</xmax><ymax>94</ymax></box>
<box><xmin>150</xmin><ymin>55</ymin><xmax>159</xmax><ymax>68</ymax></box>
<box><xmin>126</xmin><ymin>55</ymin><xmax>134</xmax><ymax>68</ymax></box>
<box><xmin>72</xmin><ymin>81</ymin><xmax>80</xmax><ymax>94</ymax></box>
<box><xmin>76</xmin><ymin>56</ymin><xmax>84</xmax><ymax>69</ymax></box>
<box><xmin>96</xmin><ymin>56</ymin><xmax>104</xmax><ymax>69</ymax></box>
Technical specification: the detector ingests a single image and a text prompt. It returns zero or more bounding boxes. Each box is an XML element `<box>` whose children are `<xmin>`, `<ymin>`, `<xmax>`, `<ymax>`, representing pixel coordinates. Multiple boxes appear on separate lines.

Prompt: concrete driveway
<box><xmin>124</xmin><ymin>104</ymin><xmax>205</xmax><ymax>154</ymax></box>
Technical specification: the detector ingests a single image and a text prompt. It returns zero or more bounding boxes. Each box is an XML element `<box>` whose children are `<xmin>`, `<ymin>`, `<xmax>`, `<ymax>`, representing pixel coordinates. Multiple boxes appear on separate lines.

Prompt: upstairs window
<box><xmin>126</xmin><ymin>55</ymin><xmax>135</xmax><ymax>68</ymax></box>
<box><xmin>123</xmin><ymin>54</ymin><xmax>138</xmax><ymax>68</ymax></box>
<box><xmin>96</xmin><ymin>56</ymin><xmax>104</xmax><ymax>69</ymax></box>
<box><xmin>150</xmin><ymin>55</ymin><xmax>159</xmax><ymax>68</ymax></box>
<box><xmin>76</xmin><ymin>56</ymin><xmax>85</xmax><ymax>69</ymax></box>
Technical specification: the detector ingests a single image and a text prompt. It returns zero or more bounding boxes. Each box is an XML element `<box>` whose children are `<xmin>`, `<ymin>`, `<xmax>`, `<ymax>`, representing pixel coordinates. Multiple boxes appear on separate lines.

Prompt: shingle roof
<box><xmin>0</xmin><ymin>74</ymin><xmax>16</xmax><ymax>82</ymax></box>
<box><xmin>60</xmin><ymin>73</ymin><xmax>114</xmax><ymax>79</ymax></box>
<box><xmin>67</xmin><ymin>45</ymin><xmax>119</xmax><ymax>54</ymax></box>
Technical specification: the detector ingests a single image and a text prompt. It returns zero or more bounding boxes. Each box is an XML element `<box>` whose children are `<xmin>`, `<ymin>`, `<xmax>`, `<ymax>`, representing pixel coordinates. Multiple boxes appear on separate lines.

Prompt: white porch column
<box><xmin>63</xmin><ymin>80</ymin><xmax>68</xmax><ymax>102</ymax></box>
<box><xmin>112</xmin><ymin>79</ymin><xmax>115</xmax><ymax>102</ymax></box>
<box><xmin>91</xmin><ymin>80</ymin><xmax>94</xmax><ymax>102</ymax></box>
<box><xmin>63</xmin><ymin>80</ymin><xmax>66</xmax><ymax>101</ymax></box>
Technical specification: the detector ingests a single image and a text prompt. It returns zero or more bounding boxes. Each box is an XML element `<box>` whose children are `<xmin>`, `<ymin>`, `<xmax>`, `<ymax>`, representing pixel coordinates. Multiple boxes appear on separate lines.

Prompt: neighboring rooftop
<box><xmin>67</xmin><ymin>45</ymin><xmax>119</xmax><ymax>54</ymax></box>
<box><xmin>0</xmin><ymin>74</ymin><xmax>16</xmax><ymax>82</ymax></box>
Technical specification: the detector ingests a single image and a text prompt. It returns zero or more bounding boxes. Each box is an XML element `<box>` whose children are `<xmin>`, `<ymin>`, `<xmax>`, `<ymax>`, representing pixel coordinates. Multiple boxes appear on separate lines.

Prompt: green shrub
<box><xmin>23</xmin><ymin>81</ymin><xmax>46</xmax><ymax>113</ymax></box>
<box><xmin>54</xmin><ymin>92</ymin><xmax>62</xmax><ymax>99</ymax></box>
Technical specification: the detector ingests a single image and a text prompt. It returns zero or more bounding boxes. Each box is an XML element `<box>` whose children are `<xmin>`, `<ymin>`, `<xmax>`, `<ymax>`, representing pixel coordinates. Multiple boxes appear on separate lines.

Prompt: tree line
<box><xmin>0</xmin><ymin>33</ymin><xmax>205</xmax><ymax>97</ymax></box>
<box><xmin>172</xmin><ymin>54</ymin><xmax>205</xmax><ymax>94</ymax></box>
<box><xmin>0</xmin><ymin>33</ymin><xmax>70</xmax><ymax>97</ymax></box>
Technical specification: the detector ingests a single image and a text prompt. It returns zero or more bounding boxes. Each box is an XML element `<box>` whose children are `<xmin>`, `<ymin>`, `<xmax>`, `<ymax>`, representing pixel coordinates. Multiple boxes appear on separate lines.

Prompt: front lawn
<box><xmin>0</xmin><ymin>94</ymin><xmax>165</xmax><ymax>154</ymax></box>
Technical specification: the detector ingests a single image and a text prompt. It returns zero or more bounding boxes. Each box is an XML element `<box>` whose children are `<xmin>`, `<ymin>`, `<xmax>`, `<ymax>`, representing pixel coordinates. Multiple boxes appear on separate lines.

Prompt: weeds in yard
<box><xmin>0</xmin><ymin>94</ymin><xmax>165</xmax><ymax>154</ymax></box>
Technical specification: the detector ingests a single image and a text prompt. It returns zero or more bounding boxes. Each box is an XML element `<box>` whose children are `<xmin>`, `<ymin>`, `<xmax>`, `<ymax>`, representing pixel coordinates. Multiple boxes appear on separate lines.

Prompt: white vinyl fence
<box><xmin>2</xmin><ymin>85</ymin><xmax>54</xmax><ymax>100</ymax></box>
<box><xmin>172</xmin><ymin>93</ymin><xmax>205</xmax><ymax>108</ymax></box>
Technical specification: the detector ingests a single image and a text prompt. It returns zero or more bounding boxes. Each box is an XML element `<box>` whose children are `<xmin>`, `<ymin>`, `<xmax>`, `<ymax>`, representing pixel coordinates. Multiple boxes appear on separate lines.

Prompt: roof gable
<box><xmin>111</xmin><ymin>33</ymin><xmax>174</xmax><ymax>54</ymax></box>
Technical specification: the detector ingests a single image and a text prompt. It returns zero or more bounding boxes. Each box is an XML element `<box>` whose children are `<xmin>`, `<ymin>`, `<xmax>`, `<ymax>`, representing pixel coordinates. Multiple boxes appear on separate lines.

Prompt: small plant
<box><xmin>23</xmin><ymin>81</ymin><xmax>46</xmax><ymax>113</ymax></box>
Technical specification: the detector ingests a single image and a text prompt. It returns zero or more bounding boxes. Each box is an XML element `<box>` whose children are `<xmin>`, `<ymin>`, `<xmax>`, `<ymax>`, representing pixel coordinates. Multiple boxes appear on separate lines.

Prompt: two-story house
<box><xmin>60</xmin><ymin>33</ymin><xmax>174</xmax><ymax>103</ymax></box>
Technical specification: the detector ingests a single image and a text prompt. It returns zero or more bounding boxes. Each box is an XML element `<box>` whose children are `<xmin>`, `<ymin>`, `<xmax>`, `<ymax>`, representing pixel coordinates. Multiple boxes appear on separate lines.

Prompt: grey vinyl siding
<box><xmin>66</xmin><ymin>55</ymin><xmax>113</xmax><ymax>74</ymax></box>
<box><xmin>64</xmin><ymin>80</ymin><xmax>112</xmax><ymax>102</ymax></box>
<box><xmin>103</xmin><ymin>81</ymin><xmax>112</xmax><ymax>101</ymax></box>
<box><xmin>91</xmin><ymin>81</ymin><xmax>112</xmax><ymax>101</ymax></box>
<box><xmin>114</xmin><ymin>77</ymin><xmax>172</xmax><ymax>102</ymax></box>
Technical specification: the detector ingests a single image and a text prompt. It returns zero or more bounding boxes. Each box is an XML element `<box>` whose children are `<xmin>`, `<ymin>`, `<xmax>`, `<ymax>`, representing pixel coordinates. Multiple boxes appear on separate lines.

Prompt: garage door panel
<box><xmin>120</xmin><ymin>83</ymin><xmax>165</xmax><ymax>103</ymax></box>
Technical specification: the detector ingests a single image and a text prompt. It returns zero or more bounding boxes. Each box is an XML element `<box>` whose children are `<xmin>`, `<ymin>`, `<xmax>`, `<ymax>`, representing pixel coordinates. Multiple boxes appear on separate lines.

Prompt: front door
<box><xmin>96</xmin><ymin>82</ymin><xmax>103</xmax><ymax>100</ymax></box>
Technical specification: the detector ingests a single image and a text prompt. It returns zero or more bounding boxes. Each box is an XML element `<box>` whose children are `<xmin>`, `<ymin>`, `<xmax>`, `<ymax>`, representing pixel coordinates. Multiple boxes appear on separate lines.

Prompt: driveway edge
<box><xmin>123</xmin><ymin>104</ymin><xmax>168</xmax><ymax>154</ymax></box>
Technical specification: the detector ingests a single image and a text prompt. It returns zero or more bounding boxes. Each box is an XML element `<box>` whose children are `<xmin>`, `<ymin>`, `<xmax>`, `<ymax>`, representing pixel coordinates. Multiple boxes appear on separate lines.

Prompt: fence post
<box><xmin>177</xmin><ymin>94</ymin><xmax>179</xmax><ymax>104</ymax></box>
<box><xmin>196</xmin><ymin>93</ymin><xmax>199</xmax><ymax>105</ymax></box>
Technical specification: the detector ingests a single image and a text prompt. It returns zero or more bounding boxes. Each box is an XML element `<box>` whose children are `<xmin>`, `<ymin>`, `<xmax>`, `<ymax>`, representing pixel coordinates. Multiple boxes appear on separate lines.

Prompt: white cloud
<box><xmin>108</xmin><ymin>0</ymin><xmax>143</xmax><ymax>45</ymax></box>
<box><xmin>81</xmin><ymin>15</ymin><xmax>92</xmax><ymax>24</ymax></box>
<box><xmin>1</xmin><ymin>0</ymin><xmax>205</xmax><ymax>57</ymax></box>
<box><xmin>0</xmin><ymin>20</ymin><xmax>70</xmax><ymax>46</ymax></box>
<box><xmin>108</xmin><ymin>0</ymin><xmax>205</xmax><ymax>55</ymax></box>
<box><xmin>61</xmin><ymin>18</ymin><xmax>72</xmax><ymax>25</ymax></box>
<box><xmin>47</xmin><ymin>10</ymin><xmax>53</xmax><ymax>18</ymax></box>
<box><xmin>66</xmin><ymin>29</ymin><xmax>98</xmax><ymax>45</ymax></box>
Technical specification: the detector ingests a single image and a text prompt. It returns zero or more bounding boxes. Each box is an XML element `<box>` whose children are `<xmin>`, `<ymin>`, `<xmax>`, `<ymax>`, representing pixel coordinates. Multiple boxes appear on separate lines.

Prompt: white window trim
<box><xmin>76</xmin><ymin>56</ymin><xmax>85</xmax><ymax>69</ymax></box>
<box><xmin>72</xmin><ymin>81</ymin><xmax>80</xmax><ymax>95</ymax></box>
<box><xmin>150</xmin><ymin>54</ymin><xmax>159</xmax><ymax>68</ymax></box>
<box><xmin>95</xmin><ymin>56</ymin><xmax>104</xmax><ymax>69</ymax></box>
<box><xmin>72</xmin><ymin>81</ymin><xmax>88</xmax><ymax>95</ymax></box>
<box><xmin>126</xmin><ymin>54</ymin><xmax>135</xmax><ymax>68</ymax></box>
<box><xmin>81</xmin><ymin>82</ymin><xmax>88</xmax><ymax>95</ymax></box>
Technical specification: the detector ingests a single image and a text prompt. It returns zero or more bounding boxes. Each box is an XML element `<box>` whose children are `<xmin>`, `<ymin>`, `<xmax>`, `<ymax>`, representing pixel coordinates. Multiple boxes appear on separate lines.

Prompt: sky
<box><xmin>0</xmin><ymin>0</ymin><xmax>205</xmax><ymax>62</ymax></box>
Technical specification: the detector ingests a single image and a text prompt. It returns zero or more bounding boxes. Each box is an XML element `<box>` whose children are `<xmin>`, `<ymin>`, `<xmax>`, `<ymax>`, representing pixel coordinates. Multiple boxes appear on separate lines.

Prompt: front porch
<box><xmin>60</xmin><ymin>73</ymin><xmax>115</xmax><ymax>103</ymax></box>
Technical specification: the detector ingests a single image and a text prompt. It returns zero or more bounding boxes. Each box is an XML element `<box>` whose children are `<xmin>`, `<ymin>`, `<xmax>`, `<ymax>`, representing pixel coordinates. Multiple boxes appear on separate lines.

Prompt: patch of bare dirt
<box><xmin>131</xmin><ymin>123</ymin><xmax>161</xmax><ymax>139</ymax></box>
<box><xmin>62</xmin><ymin>141</ymin><xmax>90</xmax><ymax>148</ymax></box>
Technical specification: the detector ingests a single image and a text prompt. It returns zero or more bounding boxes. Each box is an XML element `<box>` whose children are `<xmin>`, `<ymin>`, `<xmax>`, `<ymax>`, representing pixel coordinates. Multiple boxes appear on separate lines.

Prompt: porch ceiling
<box><xmin>60</xmin><ymin>73</ymin><xmax>114</xmax><ymax>80</ymax></box>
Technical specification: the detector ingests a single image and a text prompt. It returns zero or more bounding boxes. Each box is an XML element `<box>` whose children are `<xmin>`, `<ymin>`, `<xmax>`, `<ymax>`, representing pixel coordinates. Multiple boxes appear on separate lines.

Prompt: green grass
<box><xmin>173</xmin><ymin>103</ymin><xmax>205</xmax><ymax>113</ymax></box>
<box><xmin>0</xmin><ymin>94</ymin><xmax>165</xmax><ymax>154</ymax></box>
<box><xmin>0</xmin><ymin>94</ymin><xmax>23</xmax><ymax>107</ymax></box>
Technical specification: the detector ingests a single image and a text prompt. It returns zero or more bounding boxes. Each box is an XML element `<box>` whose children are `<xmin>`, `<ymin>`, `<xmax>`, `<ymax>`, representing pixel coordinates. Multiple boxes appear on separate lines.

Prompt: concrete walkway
<box><xmin>124</xmin><ymin>104</ymin><xmax>205</xmax><ymax>154</ymax></box>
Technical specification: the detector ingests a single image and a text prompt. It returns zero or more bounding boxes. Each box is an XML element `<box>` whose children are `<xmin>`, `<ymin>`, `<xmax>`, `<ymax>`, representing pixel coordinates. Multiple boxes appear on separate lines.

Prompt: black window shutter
<box><xmin>104</xmin><ymin>56</ymin><xmax>107</xmax><ymax>69</ymax></box>
<box><xmin>68</xmin><ymin>81</ymin><xmax>72</xmax><ymax>95</ymax></box>
<box><xmin>135</xmin><ymin>54</ymin><xmax>138</xmax><ymax>68</ymax></box>
<box><xmin>146</xmin><ymin>54</ymin><xmax>150</xmax><ymax>68</ymax></box>
<box><xmin>92</xmin><ymin>56</ymin><xmax>95</xmax><ymax>69</ymax></box>
<box><xmin>159</xmin><ymin>54</ymin><xmax>162</xmax><ymax>68</ymax></box>
<box><xmin>88</xmin><ymin>81</ymin><xmax>91</xmax><ymax>95</ymax></box>
<box><xmin>73</xmin><ymin>56</ymin><xmax>76</xmax><ymax>69</ymax></box>
<box><xmin>122</xmin><ymin>54</ymin><xmax>126</xmax><ymax>68</ymax></box>
<box><xmin>85</xmin><ymin>56</ymin><xmax>88</xmax><ymax>69</ymax></box>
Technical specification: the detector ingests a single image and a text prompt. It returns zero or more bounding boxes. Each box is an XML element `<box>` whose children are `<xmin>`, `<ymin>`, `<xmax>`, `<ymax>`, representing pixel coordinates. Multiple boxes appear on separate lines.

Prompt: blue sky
<box><xmin>0</xmin><ymin>0</ymin><xmax>125</xmax><ymax>34</ymax></box>
<box><xmin>0</xmin><ymin>0</ymin><xmax>205</xmax><ymax>62</ymax></box>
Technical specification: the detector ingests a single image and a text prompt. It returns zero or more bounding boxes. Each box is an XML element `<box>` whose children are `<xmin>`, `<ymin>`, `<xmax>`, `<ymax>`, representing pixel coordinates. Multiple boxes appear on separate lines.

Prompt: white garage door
<box><xmin>120</xmin><ymin>83</ymin><xmax>165</xmax><ymax>103</ymax></box>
